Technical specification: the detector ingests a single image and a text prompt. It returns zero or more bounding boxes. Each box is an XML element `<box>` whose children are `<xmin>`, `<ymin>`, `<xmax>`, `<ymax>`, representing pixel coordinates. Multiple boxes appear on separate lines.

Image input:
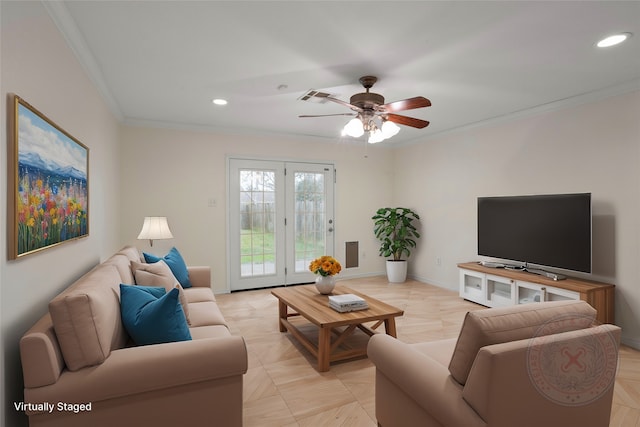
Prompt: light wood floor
<box><xmin>215</xmin><ymin>276</ymin><xmax>640</xmax><ymax>427</ymax></box>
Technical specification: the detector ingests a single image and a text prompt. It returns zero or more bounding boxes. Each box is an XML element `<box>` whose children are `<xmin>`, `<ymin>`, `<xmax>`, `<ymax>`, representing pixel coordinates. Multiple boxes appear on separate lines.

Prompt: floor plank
<box><xmin>215</xmin><ymin>276</ymin><xmax>638</xmax><ymax>426</ymax></box>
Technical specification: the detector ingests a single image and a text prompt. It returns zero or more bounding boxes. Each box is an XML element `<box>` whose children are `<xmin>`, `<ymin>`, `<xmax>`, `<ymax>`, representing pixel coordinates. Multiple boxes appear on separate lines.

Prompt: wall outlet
<box><xmin>436</xmin><ymin>257</ymin><xmax>442</xmax><ymax>267</ymax></box>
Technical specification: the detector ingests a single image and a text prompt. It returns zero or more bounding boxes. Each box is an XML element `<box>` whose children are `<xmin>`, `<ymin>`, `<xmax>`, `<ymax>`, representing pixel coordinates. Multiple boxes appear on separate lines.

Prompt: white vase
<box><xmin>386</xmin><ymin>260</ymin><xmax>408</xmax><ymax>283</ymax></box>
<box><xmin>315</xmin><ymin>275</ymin><xmax>336</xmax><ymax>294</ymax></box>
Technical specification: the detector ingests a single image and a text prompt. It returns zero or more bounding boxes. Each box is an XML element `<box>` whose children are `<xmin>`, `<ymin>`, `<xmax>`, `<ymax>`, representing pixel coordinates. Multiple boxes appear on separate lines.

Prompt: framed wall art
<box><xmin>9</xmin><ymin>95</ymin><xmax>89</xmax><ymax>259</ymax></box>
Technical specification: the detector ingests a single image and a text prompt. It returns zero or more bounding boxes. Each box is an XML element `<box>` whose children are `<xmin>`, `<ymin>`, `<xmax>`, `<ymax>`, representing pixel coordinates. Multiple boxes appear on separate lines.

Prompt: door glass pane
<box><xmin>239</xmin><ymin>170</ymin><xmax>276</xmax><ymax>277</ymax></box>
<box><xmin>294</xmin><ymin>172</ymin><xmax>326</xmax><ymax>272</ymax></box>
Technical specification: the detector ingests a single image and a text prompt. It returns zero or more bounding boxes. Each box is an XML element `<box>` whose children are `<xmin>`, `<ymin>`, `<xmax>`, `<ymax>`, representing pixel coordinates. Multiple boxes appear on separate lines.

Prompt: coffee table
<box><xmin>271</xmin><ymin>284</ymin><xmax>404</xmax><ymax>371</ymax></box>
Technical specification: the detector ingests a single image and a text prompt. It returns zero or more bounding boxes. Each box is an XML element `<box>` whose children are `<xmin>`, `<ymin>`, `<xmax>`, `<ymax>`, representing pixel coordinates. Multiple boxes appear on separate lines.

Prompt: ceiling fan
<box><xmin>299</xmin><ymin>75</ymin><xmax>431</xmax><ymax>143</ymax></box>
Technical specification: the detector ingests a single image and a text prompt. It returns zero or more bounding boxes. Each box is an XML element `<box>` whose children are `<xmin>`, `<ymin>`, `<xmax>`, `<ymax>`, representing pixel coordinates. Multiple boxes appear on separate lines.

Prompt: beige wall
<box><xmin>119</xmin><ymin>126</ymin><xmax>393</xmax><ymax>293</ymax></box>
<box><xmin>1</xmin><ymin>2</ymin><xmax>121</xmax><ymax>426</ymax></box>
<box><xmin>393</xmin><ymin>90</ymin><xmax>640</xmax><ymax>347</ymax></box>
<box><xmin>2</xmin><ymin>2</ymin><xmax>639</xmax><ymax>427</ymax></box>
<box><xmin>119</xmin><ymin>90</ymin><xmax>640</xmax><ymax>350</ymax></box>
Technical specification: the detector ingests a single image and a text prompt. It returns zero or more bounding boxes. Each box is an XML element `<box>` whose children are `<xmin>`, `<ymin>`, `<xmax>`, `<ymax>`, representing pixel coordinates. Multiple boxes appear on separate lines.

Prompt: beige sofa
<box><xmin>368</xmin><ymin>300</ymin><xmax>621</xmax><ymax>427</ymax></box>
<box><xmin>19</xmin><ymin>246</ymin><xmax>247</xmax><ymax>427</ymax></box>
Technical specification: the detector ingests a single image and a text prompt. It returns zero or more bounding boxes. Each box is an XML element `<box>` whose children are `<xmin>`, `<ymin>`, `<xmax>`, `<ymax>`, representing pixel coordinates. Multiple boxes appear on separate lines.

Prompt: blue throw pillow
<box><xmin>143</xmin><ymin>247</ymin><xmax>192</xmax><ymax>288</ymax></box>
<box><xmin>133</xmin><ymin>285</ymin><xmax>166</xmax><ymax>299</ymax></box>
<box><xmin>120</xmin><ymin>284</ymin><xmax>191</xmax><ymax>346</ymax></box>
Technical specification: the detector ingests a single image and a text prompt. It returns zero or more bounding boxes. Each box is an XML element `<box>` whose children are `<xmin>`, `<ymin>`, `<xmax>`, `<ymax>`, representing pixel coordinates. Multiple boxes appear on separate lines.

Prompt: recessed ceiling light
<box><xmin>212</xmin><ymin>98</ymin><xmax>228</xmax><ymax>106</ymax></box>
<box><xmin>597</xmin><ymin>32</ymin><xmax>632</xmax><ymax>48</ymax></box>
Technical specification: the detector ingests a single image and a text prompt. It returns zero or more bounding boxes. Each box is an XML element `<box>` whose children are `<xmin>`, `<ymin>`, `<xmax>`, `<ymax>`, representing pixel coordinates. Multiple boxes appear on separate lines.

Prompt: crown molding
<box><xmin>40</xmin><ymin>1</ymin><xmax>638</xmax><ymax>148</ymax></box>
<box><xmin>396</xmin><ymin>79</ymin><xmax>640</xmax><ymax>148</ymax></box>
<box><xmin>42</xmin><ymin>0</ymin><xmax>123</xmax><ymax>121</ymax></box>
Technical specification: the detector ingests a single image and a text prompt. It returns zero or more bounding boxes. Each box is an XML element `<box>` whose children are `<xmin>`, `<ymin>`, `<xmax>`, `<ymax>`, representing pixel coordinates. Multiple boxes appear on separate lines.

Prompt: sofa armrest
<box><xmin>25</xmin><ymin>335</ymin><xmax>247</xmax><ymax>407</ymax></box>
<box><xmin>188</xmin><ymin>266</ymin><xmax>211</xmax><ymax>288</ymax></box>
<box><xmin>20</xmin><ymin>314</ymin><xmax>65</xmax><ymax>388</ymax></box>
<box><xmin>462</xmin><ymin>324</ymin><xmax>621</xmax><ymax>427</ymax></box>
<box><xmin>367</xmin><ymin>334</ymin><xmax>485</xmax><ymax>427</ymax></box>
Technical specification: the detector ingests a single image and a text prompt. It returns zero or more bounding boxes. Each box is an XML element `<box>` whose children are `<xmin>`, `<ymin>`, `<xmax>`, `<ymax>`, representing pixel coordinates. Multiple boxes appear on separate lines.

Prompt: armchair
<box><xmin>368</xmin><ymin>300</ymin><xmax>621</xmax><ymax>427</ymax></box>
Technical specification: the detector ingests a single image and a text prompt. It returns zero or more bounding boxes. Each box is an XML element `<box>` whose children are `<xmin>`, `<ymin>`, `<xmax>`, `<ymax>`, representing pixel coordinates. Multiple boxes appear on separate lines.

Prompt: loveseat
<box><xmin>19</xmin><ymin>246</ymin><xmax>247</xmax><ymax>427</ymax></box>
<box><xmin>368</xmin><ymin>300</ymin><xmax>621</xmax><ymax>427</ymax></box>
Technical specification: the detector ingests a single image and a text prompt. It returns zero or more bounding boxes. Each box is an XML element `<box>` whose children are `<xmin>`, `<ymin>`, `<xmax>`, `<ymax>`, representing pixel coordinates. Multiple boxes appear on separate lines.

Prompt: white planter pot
<box><xmin>386</xmin><ymin>260</ymin><xmax>408</xmax><ymax>283</ymax></box>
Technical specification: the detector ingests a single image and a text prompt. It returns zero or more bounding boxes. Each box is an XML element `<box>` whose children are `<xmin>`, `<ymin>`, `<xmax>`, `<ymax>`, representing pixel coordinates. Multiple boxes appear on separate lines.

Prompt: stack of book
<box><xmin>328</xmin><ymin>294</ymin><xmax>368</xmax><ymax>313</ymax></box>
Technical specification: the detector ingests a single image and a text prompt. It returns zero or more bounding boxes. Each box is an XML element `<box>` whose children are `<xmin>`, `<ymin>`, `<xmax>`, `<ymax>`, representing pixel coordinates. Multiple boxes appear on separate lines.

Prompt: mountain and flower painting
<box><xmin>11</xmin><ymin>96</ymin><xmax>88</xmax><ymax>258</ymax></box>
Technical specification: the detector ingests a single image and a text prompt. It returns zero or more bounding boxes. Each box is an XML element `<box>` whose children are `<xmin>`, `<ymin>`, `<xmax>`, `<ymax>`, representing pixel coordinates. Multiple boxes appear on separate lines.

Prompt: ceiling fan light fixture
<box><xmin>597</xmin><ymin>32</ymin><xmax>632</xmax><ymax>48</ymax></box>
<box><xmin>381</xmin><ymin>120</ymin><xmax>400</xmax><ymax>138</ymax></box>
<box><xmin>303</xmin><ymin>75</ymin><xmax>431</xmax><ymax>140</ymax></box>
<box><xmin>343</xmin><ymin>117</ymin><xmax>365</xmax><ymax>137</ymax></box>
<box><xmin>368</xmin><ymin>129</ymin><xmax>385</xmax><ymax>144</ymax></box>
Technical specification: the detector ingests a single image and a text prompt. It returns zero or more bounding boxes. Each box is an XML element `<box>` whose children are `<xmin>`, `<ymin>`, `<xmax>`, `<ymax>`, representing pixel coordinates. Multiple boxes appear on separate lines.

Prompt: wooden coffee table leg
<box><xmin>384</xmin><ymin>317</ymin><xmax>398</xmax><ymax>338</ymax></box>
<box><xmin>278</xmin><ymin>300</ymin><xmax>287</xmax><ymax>332</ymax></box>
<box><xmin>318</xmin><ymin>326</ymin><xmax>331</xmax><ymax>372</ymax></box>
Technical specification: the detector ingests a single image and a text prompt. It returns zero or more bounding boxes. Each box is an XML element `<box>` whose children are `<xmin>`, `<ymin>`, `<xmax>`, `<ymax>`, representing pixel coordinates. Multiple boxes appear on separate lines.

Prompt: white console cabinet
<box><xmin>459</xmin><ymin>269</ymin><xmax>486</xmax><ymax>304</ymax></box>
<box><xmin>458</xmin><ymin>262</ymin><xmax>615</xmax><ymax>324</ymax></box>
<box><xmin>486</xmin><ymin>274</ymin><xmax>516</xmax><ymax>307</ymax></box>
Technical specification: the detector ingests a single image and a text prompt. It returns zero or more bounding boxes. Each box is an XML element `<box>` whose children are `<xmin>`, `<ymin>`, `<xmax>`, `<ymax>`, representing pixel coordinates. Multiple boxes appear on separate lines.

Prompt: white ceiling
<box><xmin>47</xmin><ymin>1</ymin><xmax>640</xmax><ymax>145</ymax></box>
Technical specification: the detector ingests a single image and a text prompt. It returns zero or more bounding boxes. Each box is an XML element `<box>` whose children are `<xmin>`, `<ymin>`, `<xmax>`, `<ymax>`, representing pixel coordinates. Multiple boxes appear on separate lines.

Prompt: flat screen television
<box><xmin>477</xmin><ymin>193</ymin><xmax>592</xmax><ymax>273</ymax></box>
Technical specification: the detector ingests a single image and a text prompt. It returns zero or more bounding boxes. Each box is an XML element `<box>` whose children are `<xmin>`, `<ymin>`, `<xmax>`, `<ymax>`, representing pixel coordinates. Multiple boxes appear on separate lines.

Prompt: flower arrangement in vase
<box><xmin>309</xmin><ymin>255</ymin><xmax>342</xmax><ymax>294</ymax></box>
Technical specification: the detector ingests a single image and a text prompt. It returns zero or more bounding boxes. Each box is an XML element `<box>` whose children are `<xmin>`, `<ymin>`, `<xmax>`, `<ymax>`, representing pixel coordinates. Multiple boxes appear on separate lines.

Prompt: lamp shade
<box><xmin>381</xmin><ymin>120</ymin><xmax>400</xmax><ymax>138</ymax></box>
<box><xmin>368</xmin><ymin>129</ymin><xmax>385</xmax><ymax>144</ymax></box>
<box><xmin>343</xmin><ymin>118</ymin><xmax>365</xmax><ymax>137</ymax></box>
<box><xmin>137</xmin><ymin>217</ymin><xmax>173</xmax><ymax>246</ymax></box>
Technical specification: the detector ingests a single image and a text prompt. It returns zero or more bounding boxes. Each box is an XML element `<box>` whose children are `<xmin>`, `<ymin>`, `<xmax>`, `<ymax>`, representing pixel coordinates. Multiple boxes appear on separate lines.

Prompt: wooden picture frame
<box><xmin>9</xmin><ymin>95</ymin><xmax>89</xmax><ymax>259</ymax></box>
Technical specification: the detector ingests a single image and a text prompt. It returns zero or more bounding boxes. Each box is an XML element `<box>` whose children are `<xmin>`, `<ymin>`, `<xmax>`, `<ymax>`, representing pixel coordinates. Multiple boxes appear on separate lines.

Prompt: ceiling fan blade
<box><xmin>380</xmin><ymin>96</ymin><xmax>431</xmax><ymax>112</ymax></box>
<box><xmin>386</xmin><ymin>113</ymin><xmax>430</xmax><ymax>129</ymax></box>
<box><xmin>299</xmin><ymin>90</ymin><xmax>362</xmax><ymax>112</ymax></box>
<box><xmin>323</xmin><ymin>96</ymin><xmax>363</xmax><ymax>112</ymax></box>
<box><xmin>298</xmin><ymin>113</ymin><xmax>356</xmax><ymax>118</ymax></box>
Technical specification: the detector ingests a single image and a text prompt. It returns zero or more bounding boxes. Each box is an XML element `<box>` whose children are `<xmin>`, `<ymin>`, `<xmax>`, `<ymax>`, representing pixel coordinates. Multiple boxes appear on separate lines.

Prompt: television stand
<box><xmin>458</xmin><ymin>262</ymin><xmax>615</xmax><ymax>324</ymax></box>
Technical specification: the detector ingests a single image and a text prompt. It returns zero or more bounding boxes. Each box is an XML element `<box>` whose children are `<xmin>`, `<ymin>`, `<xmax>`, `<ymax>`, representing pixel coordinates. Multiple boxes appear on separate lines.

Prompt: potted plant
<box><xmin>372</xmin><ymin>207</ymin><xmax>421</xmax><ymax>283</ymax></box>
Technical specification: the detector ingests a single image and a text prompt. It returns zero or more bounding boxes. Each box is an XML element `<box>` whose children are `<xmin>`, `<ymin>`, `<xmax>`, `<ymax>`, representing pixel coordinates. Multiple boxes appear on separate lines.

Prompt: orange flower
<box><xmin>309</xmin><ymin>256</ymin><xmax>342</xmax><ymax>276</ymax></box>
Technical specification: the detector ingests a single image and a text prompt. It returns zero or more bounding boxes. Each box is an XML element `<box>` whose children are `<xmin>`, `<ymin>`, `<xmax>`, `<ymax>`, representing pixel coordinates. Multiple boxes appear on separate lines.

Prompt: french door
<box><xmin>228</xmin><ymin>159</ymin><xmax>335</xmax><ymax>291</ymax></box>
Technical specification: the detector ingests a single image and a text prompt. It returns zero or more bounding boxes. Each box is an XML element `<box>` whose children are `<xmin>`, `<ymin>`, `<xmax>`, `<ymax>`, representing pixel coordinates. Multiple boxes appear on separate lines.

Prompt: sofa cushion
<box><xmin>144</xmin><ymin>247</ymin><xmax>192</xmax><ymax>288</ymax></box>
<box><xmin>132</xmin><ymin>261</ymin><xmax>191</xmax><ymax>324</ymax></box>
<box><xmin>103</xmin><ymin>253</ymin><xmax>135</xmax><ymax>285</ymax></box>
<box><xmin>132</xmin><ymin>260</ymin><xmax>178</xmax><ymax>289</ymax></box>
<box><xmin>411</xmin><ymin>338</ymin><xmax>457</xmax><ymax>368</ymax></box>
<box><xmin>183</xmin><ymin>286</ymin><xmax>216</xmax><ymax>303</ymax></box>
<box><xmin>49</xmin><ymin>265</ymin><xmax>126</xmax><ymax>371</ymax></box>
<box><xmin>188</xmin><ymin>301</ymin><xmax>228</xmax><ymax>328</ymax></box>
<box><xmin>118</xmin><ymin>245</ymin><xmax>142</xmax><ymax>263</ymax></box>
<box><xmin>448</xmin><ymin>300</ymin><xmax>596</xmax><ymax>385</ymax></box>
<box><xmin>120</xmin><ymin>284</ymin><xmax>192</xmax><ymax>346</ymax></box>
<box><xmin>189</xmin><ymin>325</ymin><xmax>233</xmax><ymax>340</ymax></box>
